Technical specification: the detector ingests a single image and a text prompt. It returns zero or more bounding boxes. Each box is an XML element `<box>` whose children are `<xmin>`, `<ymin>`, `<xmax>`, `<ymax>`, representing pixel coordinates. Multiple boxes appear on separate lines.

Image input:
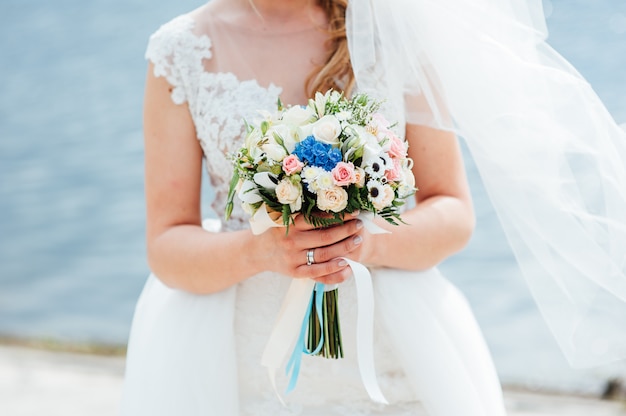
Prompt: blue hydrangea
<box><xmin>293</xmin><ymin>136</ymin><xmax>341</xmax><ymax>171</ymax></box>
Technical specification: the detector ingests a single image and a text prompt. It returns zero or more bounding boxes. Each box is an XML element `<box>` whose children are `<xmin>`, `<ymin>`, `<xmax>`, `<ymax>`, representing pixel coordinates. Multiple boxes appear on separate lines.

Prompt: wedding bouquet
<box><xmin>226</xmin><ymin>90</ymin><xmax>416</xmax><ymax>360</ymax></box>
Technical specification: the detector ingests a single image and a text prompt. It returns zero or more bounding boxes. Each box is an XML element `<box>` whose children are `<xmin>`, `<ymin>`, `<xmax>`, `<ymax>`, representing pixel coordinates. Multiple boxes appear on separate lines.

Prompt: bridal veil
<box><xmin>346</xmin><ymin>0</ymin><xmax>626</xmax><ymax>368</ymax></box>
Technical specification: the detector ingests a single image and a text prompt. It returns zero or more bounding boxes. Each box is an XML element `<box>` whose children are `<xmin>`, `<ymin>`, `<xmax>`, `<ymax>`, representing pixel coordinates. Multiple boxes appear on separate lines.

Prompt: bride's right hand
<box><xmin>256</xmin><ymin>214</ymin><xmax>364</xmax><ymax>285</ymax></box>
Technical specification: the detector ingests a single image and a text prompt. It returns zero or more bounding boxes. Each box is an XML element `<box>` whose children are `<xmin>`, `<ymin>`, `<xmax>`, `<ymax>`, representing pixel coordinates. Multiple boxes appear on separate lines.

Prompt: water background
<box><xmin>1</xmin><ymin>0</ymin><xmax>625</xmax><ymax>394</ymax></box>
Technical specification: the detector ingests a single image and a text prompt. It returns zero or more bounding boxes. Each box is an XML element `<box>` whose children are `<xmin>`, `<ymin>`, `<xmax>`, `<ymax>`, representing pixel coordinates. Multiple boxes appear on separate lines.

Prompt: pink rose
<box><xmin>282</xmin><ymin>154</ymin><xmax>304</xmax><ymax>175</ymax></box>
<box><xmin>331</xmin><ymin>162</ymin><xmax>357</xmax><ymax>186</ymax></box>
<box><xmin>388</xmin><ymin>136</ymin><xmax>407</xmax><ymax>159</ymax></box>
<box><xmin>385</xmin><ymin>159</ymin><xmax>403</xmax><ymax>183</ymax></box>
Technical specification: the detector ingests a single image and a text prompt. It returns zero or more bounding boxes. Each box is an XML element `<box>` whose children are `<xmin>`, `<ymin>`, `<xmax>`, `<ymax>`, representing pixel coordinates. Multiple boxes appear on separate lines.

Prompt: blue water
<box><xmin>1</xmin><ymin>0</ymin><xmax>625</xmax><ymax>392</ymax></box>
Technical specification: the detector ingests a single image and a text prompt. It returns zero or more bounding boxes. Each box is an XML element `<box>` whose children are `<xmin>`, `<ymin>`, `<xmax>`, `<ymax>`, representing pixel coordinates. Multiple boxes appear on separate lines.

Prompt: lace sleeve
<box><xmin>144</xmin><ymin>14</ymin><xmax>212</xmax><ymax>105</ymax></box>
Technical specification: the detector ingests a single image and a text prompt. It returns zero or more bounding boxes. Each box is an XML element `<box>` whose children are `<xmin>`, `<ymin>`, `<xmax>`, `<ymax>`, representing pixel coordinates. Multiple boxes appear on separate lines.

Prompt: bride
<box><xmin>121</xmin><ymin>0</ymin><xmax>626</xmax><ymax>415</ymax></box>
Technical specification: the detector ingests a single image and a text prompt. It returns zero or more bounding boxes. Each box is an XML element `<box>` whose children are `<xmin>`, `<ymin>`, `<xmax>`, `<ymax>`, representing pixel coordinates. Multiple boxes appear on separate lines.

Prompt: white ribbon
<box><xmin>254</xmin><ymin>204</ymin><xmax>390</xmax><ymax>404</ymax></box>
<box><xmin>260</xmin><ymin>259</ymin><xmax>388</xmax><ymax>405</ymax></box>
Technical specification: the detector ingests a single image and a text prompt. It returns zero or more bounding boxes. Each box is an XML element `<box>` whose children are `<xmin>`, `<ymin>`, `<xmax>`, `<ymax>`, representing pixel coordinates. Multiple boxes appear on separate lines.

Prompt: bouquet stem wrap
<box><xmin>255</xmin><ymin>208</ymin><xmax>389</xmax><ymax>405</ymax></box>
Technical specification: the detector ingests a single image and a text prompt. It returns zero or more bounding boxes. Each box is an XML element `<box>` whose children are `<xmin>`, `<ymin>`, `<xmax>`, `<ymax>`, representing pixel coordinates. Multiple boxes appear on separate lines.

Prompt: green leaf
<box><xmin>282</xmin><ymin>204</ymin><xmax>292</xmax><ymax>234</ymax></box>
<box><xmin>225</xmin><ymin>170</ymin><xmax>240</xmax><ymax>221</ymax></box>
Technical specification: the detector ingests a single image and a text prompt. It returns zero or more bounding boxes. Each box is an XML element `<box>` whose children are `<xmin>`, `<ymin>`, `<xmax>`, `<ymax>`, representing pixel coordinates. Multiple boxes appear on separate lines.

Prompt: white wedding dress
<box><xmin>121</xmin><ymin>12</ymin><xmax>507</xmax><ymax>416</ymax></box>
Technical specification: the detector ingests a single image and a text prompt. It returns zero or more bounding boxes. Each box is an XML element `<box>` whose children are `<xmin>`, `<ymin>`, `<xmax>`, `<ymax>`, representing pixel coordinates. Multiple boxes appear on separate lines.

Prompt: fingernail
<box><xmin>351</xmin><ymin>210</ymin><xmax>360</xmax><ymax>217</ymax></box>
<box><xmin>356</xmin><ymin>220</ymin><xmax>363</xmax><ymax>229</ymax></box>
<box><xmin>338</xmin><ymin>259</ymin><xmax>348</xmax><ymax>267</ymax></box>
<box><xmin>353</xmin><ymin>235</ymin><xmax>363</xmax><ymax>245</ymax></box>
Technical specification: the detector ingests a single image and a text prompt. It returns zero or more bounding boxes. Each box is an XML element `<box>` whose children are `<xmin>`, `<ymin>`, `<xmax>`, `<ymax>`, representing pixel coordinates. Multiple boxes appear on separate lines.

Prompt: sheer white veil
<box><xmin>346</xmin><ymin>0</ymin><xmax>626</xmax><ymax>368</ymax></box>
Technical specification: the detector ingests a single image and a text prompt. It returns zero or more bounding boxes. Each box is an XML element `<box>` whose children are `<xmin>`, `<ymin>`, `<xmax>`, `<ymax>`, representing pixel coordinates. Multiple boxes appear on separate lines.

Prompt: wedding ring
<box><xmin>306</xmin><ymin>249</ymin><xmax>315</xmax><ymax>266</ymax></box>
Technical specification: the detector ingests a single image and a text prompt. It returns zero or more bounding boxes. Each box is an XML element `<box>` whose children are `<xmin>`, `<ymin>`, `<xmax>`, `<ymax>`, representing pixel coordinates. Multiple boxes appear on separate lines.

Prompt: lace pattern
<box><xmin>146</xmin><ymin>14</ymin><xmax>282</xmax><ymax>232</ymax></box>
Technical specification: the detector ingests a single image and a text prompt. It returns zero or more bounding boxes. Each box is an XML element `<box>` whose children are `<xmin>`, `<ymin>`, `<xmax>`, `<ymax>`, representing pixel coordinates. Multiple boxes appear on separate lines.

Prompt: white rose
<box><xmin>317</xmin><ymin>186</ymin><xmax>349</xmax><ymax>213</ymax></box>
<box><xmin>282</xmin><ymin>106</ymin><xmax>315</xmax><ymax>126</ymax></box>
<box><xmin>275</xmin><ymin>179</ymin><xmax>302</xmax><ymax>212</ymax></box>
<box><xmin>312</xmin><ymin>115</ymin><xmax>342</xmax><ymax>145</ymax></box>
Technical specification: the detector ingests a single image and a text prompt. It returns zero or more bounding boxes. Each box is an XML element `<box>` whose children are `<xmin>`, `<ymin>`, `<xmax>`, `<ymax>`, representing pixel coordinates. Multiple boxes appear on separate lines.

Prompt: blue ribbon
<box><xmin>285</xmin><ymin>282</ymin><xmax>326</xmax><ymax>393</ymax></box>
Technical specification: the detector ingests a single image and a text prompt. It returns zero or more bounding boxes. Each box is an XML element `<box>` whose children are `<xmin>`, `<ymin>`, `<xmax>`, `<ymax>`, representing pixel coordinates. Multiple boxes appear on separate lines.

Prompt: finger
<box><xmin>308</xmin><ymin>232</ymin><xmax>363</xmax><ymax>264</ymax></box>
<box><xmin>293</xmin><ymin>258</ymin><xmax>350</xmax><ymax>280</ymax></box>
<box><xmin>313</xmin><ymin>265</ymin><xmax>354</xmax><ymax>285</ymax></box>
<box><xmin>308</xmin><ymin>219</ymin><xmax>364</xmax><ymax>248</ymax></box>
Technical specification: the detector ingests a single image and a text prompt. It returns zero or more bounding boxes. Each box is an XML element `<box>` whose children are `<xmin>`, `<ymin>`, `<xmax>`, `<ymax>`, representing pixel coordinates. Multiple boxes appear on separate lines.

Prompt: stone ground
<box><xmin>1</xmin><ymin>345</ymin><xmax>625</xmax><ymax>416</ymax></box>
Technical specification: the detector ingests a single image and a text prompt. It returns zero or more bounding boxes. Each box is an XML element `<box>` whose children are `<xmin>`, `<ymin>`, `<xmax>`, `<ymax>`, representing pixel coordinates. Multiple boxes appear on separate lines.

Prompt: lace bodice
<box><xmin>146</xmin><ymin>14</ymin><xmax>283</xmax><ymax>232</ymax></box>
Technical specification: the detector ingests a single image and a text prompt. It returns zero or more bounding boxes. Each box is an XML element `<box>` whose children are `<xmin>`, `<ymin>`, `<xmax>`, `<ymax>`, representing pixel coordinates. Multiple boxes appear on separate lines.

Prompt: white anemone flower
<box><xmin>364</xmin><ymin>157</ymin><xmax>386</xmax><ymax>179</ymax></box>
<box><xmin>367</xmin><ymin>180</ymin><xmax>395</xmax><ymax>211</ymax></box>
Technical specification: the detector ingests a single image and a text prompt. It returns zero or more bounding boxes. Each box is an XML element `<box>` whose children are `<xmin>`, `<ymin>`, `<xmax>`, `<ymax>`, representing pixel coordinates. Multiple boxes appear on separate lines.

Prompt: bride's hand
<box><xmin>258</xmin><ymin>214</ymin><xmax>365</xmax><ymax>285</ymax></box>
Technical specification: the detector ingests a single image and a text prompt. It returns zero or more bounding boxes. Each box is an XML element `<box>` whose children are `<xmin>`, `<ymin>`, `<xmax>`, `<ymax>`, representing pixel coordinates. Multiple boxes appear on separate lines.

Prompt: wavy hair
<box><xmin>306</xmin><ymin>0</ymin><xmax>355</xmax><ymax>97</ymax></box>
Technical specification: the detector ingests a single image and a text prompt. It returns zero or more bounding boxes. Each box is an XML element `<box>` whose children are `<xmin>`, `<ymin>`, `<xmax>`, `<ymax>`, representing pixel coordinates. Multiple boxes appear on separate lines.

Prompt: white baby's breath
<box><xmin>336</xmin><ymin>110</ymin><xmax>352</xmax><ymax>121</ymax></box>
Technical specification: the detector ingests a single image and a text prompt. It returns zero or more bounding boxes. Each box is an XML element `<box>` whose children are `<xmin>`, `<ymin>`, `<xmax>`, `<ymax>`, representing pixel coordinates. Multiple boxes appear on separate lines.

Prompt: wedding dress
<box><xmin>120</xmin><ymin>12</ymin><xmax>508</xmax><ymax>416</ymax></box>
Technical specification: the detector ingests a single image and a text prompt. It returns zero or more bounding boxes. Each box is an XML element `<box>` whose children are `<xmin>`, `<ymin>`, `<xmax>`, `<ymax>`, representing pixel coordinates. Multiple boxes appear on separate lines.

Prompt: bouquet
<box><xmin>226</xmin><ymin>90</ymin><xmax>416</xmax><ymax>360</ymax></box>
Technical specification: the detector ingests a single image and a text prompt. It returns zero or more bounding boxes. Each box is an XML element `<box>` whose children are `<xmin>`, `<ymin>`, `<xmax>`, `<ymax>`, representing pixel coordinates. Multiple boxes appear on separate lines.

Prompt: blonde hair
<box><xmin>306</xmin><ymin>0</ymin><xmax>355</xmax><ymax>98</ymax></box>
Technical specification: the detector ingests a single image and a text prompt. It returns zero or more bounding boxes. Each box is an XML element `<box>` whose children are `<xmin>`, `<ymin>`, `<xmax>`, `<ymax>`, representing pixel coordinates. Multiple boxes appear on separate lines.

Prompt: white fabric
<box><xmin>347</xmin><ymin>0</ymin><xmax>626</xmax><ymax>368</ymax></box>
<box><xmin>121</xmin><ymin>13</ymin><xmax>507</xmax><ymax>415</ymax></box>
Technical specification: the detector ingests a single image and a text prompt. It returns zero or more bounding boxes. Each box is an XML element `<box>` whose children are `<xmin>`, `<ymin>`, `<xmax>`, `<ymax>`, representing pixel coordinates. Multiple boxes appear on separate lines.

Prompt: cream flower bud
<box><xmin>262</xmin><ymin>142</ymin><xmax>287</xmax><ymax>162</ymax></box>
<box><xmin>354</xmin><ymin>167</ymin><xmax>366</xmax><ymax>188</ymax></box>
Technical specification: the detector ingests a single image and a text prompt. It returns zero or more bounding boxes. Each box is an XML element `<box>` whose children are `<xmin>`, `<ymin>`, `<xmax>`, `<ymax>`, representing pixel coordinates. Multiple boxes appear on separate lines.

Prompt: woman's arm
<box><xmin>143</xmin><ymin>64</ymin><xmax>363</xmax><ymax>294</ymax></box>
<box><xmin>357</xmin><ymin>123</ymin><xmax>475</xmax><ymax>270</ymax></box>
